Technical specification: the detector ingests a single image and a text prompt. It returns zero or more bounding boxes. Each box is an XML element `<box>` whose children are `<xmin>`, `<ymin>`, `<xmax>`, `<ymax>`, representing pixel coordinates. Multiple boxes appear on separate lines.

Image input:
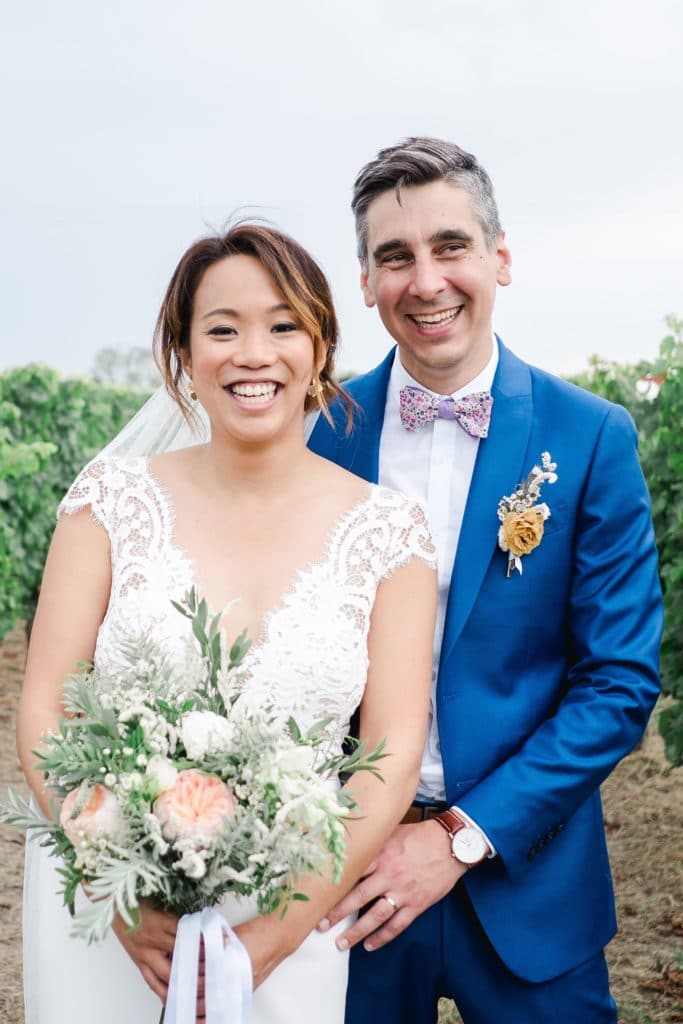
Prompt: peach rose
<box><xmin>498</xmin><ymin>508</ymin><xmax>545</xmax><ymax>558</ymax></box>
<box><xmin>152</xmin><ymin>770</ymin><xmax>236</xmax><ymax>842</ymax></box>
<box><xmin>60</xmin><ymin>784</ymin><xmax>124</xmax><ymax>848</ymax></box>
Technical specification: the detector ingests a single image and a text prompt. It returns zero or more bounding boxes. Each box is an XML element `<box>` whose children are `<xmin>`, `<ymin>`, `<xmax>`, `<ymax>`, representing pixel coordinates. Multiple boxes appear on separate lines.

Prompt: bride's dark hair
<box><xmin>154</xmin><ymin>222</ymin><xmax>354</xmax><ymax>429</ymax></box>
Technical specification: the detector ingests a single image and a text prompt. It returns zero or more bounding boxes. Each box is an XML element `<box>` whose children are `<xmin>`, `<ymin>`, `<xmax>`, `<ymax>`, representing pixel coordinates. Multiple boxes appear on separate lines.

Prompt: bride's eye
<box><xmin>208</xmin><ymin>325</ymin><xmax>236</xmax><ymax>337</ymax></box>
<box><xmin>272</xmin><ymin>321</ymin><xmax>299</xmax><ymax>334</ymax></box>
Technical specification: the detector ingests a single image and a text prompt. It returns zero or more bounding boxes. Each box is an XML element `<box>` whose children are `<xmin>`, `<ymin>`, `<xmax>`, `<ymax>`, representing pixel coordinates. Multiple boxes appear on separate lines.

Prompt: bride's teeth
<box><xmin>230</xmin><ymin>382</ymin><xmax>277</xmax><ymax>402</ymax></box>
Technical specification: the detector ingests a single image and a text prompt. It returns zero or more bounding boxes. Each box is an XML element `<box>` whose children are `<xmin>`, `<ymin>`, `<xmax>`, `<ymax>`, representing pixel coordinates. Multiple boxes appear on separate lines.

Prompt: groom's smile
<box><xmin>406</xmin><ymin>304</ymin><xmax>465</xmax><ymax>334</ymax></box>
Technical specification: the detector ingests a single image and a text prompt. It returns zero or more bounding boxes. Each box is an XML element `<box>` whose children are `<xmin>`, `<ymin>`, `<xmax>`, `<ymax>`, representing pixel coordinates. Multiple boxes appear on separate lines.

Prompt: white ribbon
<box><xmin>506</xmin><ymin>553</ymin><xmax>524</xmax><ymax>577</ymax></box>
<box><xmin>165</xmin><ymin>908</ymin><xmax>252</xmax><ymax>1024</ymax></box>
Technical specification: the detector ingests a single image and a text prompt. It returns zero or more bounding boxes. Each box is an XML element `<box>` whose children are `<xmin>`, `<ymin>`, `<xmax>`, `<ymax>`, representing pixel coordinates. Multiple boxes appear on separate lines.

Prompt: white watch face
<box><xmin>451</xmin><ymin>826</ymin><xmax>489</xmax><ymax>865</ymax></box>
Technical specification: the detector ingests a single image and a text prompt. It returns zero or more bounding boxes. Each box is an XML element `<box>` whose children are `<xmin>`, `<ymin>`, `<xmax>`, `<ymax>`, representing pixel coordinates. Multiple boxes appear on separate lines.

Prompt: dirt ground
<box><xmin>1</xmin><ymin>627</ymin><xmax>681</xmax><ymax>1023</ymax></box>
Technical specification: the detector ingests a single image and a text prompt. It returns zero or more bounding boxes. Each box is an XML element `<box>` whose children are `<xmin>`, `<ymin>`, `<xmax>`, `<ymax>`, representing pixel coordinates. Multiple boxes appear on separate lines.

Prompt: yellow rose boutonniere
<box><xmin>497</xmin><ymin>452</ymin><xmax>558</xmax><ymax>577</ymax></box>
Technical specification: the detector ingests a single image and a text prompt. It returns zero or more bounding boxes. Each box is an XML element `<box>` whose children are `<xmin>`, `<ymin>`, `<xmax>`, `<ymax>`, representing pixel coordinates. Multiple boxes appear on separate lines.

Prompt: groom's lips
<box><xmin>406</xmin><ymin>305</ymin><xmax>464</xmax><ymax>335</ymax></box>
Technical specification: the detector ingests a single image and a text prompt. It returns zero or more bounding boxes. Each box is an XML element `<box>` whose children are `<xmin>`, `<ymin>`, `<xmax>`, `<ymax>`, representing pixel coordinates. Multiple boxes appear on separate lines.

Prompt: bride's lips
<box><xmin>406</xmin><ymin>304</ymin><xmax>464</xmax><ymax>336</ymax></box>
<box><xmin>224</xmin><ymin>380</ymin><xmax>282</xmax><ymax>409</ymax></box>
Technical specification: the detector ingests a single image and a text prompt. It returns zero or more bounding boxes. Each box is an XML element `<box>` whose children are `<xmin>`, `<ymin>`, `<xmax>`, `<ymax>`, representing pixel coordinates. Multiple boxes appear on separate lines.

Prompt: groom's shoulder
<box><xmin>515</xmin><ymin>349</ymin><xmax>631</xmax><ymax>430</ymax></box>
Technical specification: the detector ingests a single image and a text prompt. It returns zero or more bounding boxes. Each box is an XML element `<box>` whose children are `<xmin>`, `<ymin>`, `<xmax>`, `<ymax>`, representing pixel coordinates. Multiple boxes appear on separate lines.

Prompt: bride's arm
<box><xmin>17</xmin><ymin>509</ymin><xmax>178</xmax><ymax>1002</ymax></box>
<box><xmin>235</xmin><ymin>554</ymin><xmax>437</xmax><ymax>987</ymax></box>
<box><xmin>17</xmin><ymin>510</ymin><xmax>111</xmax><ymax>816</ymax></box>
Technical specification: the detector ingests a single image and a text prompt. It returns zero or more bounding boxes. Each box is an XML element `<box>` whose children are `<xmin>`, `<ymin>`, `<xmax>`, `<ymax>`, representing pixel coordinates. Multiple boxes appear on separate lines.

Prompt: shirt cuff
<box><xmin>451</xmin><ymin>805</ymin><xmax>497</xmax><ymax>859</ymax></box>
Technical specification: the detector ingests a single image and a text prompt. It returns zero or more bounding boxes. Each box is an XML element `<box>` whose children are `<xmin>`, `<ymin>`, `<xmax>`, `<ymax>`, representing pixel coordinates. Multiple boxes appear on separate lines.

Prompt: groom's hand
<box><xmin>319</xmin><ymin>821</ymin><xmax>467</xmax><ymax>951</ymax></box>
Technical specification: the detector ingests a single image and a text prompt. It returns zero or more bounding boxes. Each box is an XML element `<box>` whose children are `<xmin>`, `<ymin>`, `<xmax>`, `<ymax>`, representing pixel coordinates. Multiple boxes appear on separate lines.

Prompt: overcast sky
<box><xmin>1</xmin><ymin>1</ymin><xmax>681</xmax><ymax>382</ymax></box>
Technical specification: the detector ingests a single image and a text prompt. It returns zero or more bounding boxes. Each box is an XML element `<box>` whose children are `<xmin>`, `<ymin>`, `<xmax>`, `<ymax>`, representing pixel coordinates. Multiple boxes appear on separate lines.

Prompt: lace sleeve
<box><xmin>57</xmin><ymin>456</ymin><xmax>123</xmax><ymax>531</ymax></box>
<box><xmin>379</xmin><ymin>493</ymin><xmax>437</xmax><ymax>580</ymax></box>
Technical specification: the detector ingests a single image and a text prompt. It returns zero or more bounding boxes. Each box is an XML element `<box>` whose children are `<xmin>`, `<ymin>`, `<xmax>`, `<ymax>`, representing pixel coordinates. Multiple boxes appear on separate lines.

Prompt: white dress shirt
<box><xmin>379</xmin><ymin>339</ymin><xmax>499</xmax><ymax>809</ymax></box>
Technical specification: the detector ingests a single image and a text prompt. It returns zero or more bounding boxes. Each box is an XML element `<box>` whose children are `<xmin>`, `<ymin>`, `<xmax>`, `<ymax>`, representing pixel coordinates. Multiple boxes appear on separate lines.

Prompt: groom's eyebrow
<box><xmin>372</xmin><ymin>238</ymin><xmax>408</xmax><ymax>262</ymax></box>
<box><xmin>431</xmin><ymin>229</ymin><xmax>475</xmax><ymax>245</ymax></box>
<box><xmin>372</xmin><ymin>229</ymin><xmax>475</xmax><ymax>262</ymax></box>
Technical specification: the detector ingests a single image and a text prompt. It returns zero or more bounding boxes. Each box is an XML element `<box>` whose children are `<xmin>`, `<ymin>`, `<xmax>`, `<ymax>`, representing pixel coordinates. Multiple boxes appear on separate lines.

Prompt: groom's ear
<box><xmin>360</xmin><ymin>261</ymin><xmax>376</xmax><ymax>309</ymax></box>
<box><xmin>495</xmin><ymin>233</ymin><xmax>512</xmax><ymax>288</ymax></box>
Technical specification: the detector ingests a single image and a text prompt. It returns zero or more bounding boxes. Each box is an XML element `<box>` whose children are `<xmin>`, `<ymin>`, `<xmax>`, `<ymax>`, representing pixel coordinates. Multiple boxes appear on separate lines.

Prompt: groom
<box><xmin>308</xmin><ymin>138</ymin><xmax>663</xmax><ymax>1023</ymax></box>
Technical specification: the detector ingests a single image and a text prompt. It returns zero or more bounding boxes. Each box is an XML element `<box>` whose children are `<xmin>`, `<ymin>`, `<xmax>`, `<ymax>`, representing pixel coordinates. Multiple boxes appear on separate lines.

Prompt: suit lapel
<box><xmin>308</xmin><ymin>349</ymin><xmax>395</xmax><ymax>483</ymax></box>
<box><xmin>441</xmin><ymin>342</ymin><xmax>534</xmax><ymax>664</ymax></box>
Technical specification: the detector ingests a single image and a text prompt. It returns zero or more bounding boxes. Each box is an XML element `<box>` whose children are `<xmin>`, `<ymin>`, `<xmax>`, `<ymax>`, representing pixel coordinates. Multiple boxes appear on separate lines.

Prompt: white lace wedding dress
<box><xmin>23</xmin><ymin>455</ymin><xmax>436</xmax><ymax>1024</ymax></box>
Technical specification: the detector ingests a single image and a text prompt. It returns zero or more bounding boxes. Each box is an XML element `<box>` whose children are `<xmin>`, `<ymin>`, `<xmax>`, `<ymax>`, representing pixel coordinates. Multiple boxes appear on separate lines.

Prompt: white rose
<box><xmin>181</xmin><ymin>711</ymin><xmax>235</xmax><ymax>761</ymax></box>
<box><xmin>276</xmin><ymin>744</ymin><xmax>318</xmax><ymax>775</ymax></box>
<box><xmin>146</xmin><ymin>755</ymin><xmax>178</xmax><ymax>795</ymax></box>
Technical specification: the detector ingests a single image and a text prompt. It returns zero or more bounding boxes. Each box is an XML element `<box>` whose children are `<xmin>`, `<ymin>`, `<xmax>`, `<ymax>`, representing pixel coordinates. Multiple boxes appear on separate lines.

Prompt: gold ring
<box><xmin>382</xmin><ymin>894</ymin><xmax>398</xmax><ymax>912</ymax></box>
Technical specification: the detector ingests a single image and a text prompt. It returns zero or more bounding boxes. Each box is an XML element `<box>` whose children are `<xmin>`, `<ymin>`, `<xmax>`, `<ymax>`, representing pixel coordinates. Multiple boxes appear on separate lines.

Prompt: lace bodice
<box><xmin>59</xmin><ymin>456</ymin><xmax>436</xmax><ymax>755</ymax></box>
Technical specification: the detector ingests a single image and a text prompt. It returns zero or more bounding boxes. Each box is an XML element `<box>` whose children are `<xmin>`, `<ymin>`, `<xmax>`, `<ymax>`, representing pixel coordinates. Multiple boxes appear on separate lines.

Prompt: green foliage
<box><xmin>0</xmin><ymin>363</ymin><xmax>149</xmax><ymax>640</ymax></box>
<box><xmin>569</xmin><ymin>316</ymin><xmax>683</xmax><ymax>763</ymax></box>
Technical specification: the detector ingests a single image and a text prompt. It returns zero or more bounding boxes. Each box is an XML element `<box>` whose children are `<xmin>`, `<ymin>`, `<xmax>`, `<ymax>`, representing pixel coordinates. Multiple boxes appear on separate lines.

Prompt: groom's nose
<box><xmin>407</xmin><ymin>255</ymin><xmax>447</xmax><ymax>302</ymax></box>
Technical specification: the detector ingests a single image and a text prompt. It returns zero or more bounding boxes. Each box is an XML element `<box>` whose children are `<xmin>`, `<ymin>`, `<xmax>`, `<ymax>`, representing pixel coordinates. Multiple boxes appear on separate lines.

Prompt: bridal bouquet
<box><xmin>1</xmin><ymin>589</ymin><xmax>384</xmax><ymax>948</ymax></box>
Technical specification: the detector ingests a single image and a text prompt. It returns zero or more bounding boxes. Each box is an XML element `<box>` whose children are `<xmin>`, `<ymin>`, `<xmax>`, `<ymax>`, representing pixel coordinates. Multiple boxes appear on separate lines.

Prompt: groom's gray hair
<box><xmin>352</xmin><ymin>137</ymin><xmax>502</xmax><ymax>262</ymax></box>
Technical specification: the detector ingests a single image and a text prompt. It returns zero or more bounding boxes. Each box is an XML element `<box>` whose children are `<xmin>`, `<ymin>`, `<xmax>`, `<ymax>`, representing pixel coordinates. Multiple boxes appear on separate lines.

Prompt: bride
<box><xmin>17</xmin><ymin>224</ymin><xmax>437</xmax><ymax>1023</ymax></box>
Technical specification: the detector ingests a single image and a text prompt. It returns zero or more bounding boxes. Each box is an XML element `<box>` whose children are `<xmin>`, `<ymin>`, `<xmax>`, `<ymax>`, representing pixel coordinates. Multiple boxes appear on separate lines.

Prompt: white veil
<box><xmin>100</xmin><ymin>384</ymin><xmax>320</xmax><ymax>458</ymax></box>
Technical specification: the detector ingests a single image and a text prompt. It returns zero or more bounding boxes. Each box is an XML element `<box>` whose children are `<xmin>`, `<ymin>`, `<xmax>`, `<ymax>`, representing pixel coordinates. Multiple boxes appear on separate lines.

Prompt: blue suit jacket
<box><xmin>308</xmin><ymin>339</ymin><xmax>663</xmax><ymax>982</ymax></box>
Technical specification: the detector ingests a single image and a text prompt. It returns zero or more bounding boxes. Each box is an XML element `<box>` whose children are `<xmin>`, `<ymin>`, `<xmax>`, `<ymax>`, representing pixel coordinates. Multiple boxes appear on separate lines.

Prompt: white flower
<box><xmin>275</xmin><ymin>744</ymin><xmax>317</xmax><ymax>776</ymax></box>
<box><xmin>146</xmin><ymin>755</ymin><xmax>178</xmax><ymax>795</ymax></box>
<box><xmin>119</xmin><ymin>772</ymin><xmax>143</xmax><ymax>792</ymax></box>
<box><xmin>142</xmin><ymin>812</ymin><xmax>170</xmax><ymax>855</ymax></box>
<box><xmin>176</xmin><ymin>849</ymin><xmax>208</xmax><ymax>879</ymax></box>
<box><xmin>181</xmin><ymin>710</ymin><xmax>235</xmax><ymax>761</ymax></box>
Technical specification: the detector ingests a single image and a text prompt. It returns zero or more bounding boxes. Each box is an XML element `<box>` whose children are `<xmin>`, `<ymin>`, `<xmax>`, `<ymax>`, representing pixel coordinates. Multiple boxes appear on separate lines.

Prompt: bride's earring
<box><xmin>186</xmin><ymin>376</ymin><xmax>197</xmax><ymax>401</ymax></box>
<box><xmin>307</xmin><ymin>378</ymin><xmax>324</xmax><ymax>401</ymax></box>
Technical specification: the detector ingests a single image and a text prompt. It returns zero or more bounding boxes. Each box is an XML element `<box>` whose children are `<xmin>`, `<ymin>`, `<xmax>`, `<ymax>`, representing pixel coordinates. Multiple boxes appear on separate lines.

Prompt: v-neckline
<box><xmin>140</xmin><ymin>457</ymin><xmax>378</xmax><ymax>655</ymax></box>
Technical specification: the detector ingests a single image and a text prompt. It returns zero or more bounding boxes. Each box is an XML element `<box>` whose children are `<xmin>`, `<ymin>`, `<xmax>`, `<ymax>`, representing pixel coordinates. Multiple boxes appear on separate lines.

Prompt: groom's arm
<box><xmin>455</xmin><ymin>403</ymin><xmax>663</xmax><ymax>876</ymax></box>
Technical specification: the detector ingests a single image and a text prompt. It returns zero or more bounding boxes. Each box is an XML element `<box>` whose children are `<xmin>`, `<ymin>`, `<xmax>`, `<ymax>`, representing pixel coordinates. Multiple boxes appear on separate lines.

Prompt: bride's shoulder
<box><xmin>367</xmin><ymin>486</ymin><xmax>437</xmax><ymax>573</ymax></box>
<box><xmin>58</xmin><ymin>453</ymin><xmax>151</xmax><ymax>521</ymax></box>
<box><xmin>371</xmin><ymin>482</ymin><xmax>430</xmax><ymax>520</ymax></box>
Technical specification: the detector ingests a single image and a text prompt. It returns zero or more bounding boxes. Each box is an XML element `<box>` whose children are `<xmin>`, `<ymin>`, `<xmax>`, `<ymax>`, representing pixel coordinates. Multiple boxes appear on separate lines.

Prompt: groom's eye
<box><xmin>382</xmin><ymin>252</ymin><xmax>410</xmax><ymax>265</ymax></box>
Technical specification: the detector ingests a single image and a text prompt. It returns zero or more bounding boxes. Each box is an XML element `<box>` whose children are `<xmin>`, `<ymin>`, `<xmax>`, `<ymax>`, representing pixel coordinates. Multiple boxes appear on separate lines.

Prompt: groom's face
<box><xmin>360</xmin><ymin>180</ymin><xmax>511</xmax><ymax>394</ymax></box>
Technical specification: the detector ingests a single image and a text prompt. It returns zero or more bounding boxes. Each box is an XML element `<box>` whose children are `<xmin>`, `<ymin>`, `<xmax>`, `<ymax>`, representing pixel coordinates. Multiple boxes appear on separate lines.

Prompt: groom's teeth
<box><xmin>230</xmin><ymin>382</ymin><xmax>277</xmax><ymax>402</ymax></box>
<box><xmin>411</xmin><ymin>307</ymin><xmax>462</xmax><ymax>325</ymax></box>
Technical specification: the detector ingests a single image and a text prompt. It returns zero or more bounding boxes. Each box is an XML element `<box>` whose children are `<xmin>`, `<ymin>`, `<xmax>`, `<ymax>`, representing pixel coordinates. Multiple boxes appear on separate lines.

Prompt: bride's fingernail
<box><xmin>336</xmin><ymin>937</ymin><xmax>349</xmax><ymax>951</ymax></box>
<box><xmin>318</xmin><ymin>918</ymin><xmax>330</xmax><ymax>932</ymax></box>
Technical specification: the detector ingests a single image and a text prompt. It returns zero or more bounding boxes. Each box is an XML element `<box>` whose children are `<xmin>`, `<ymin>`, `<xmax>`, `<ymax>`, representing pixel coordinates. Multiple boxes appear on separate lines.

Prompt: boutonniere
<box><xmin>497</xmin><ymin>452</ymin><xmax>558</xmax><ymax>577</ymax></box>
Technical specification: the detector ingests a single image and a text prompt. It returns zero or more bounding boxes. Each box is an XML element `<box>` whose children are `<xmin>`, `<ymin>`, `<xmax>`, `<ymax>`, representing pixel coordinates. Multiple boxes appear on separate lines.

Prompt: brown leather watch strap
<box><xmin>433</xmin><ymin>809</ymin><xmax>467</xmax><ymax>838</ymax></box>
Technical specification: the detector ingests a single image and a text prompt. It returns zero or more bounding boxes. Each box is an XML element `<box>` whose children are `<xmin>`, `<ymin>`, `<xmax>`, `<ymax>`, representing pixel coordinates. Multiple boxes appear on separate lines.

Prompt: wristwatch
<box><xmin>433</xmin><ymin>808</ymin><xmax>490</xmax><ymax>866</ymax></box>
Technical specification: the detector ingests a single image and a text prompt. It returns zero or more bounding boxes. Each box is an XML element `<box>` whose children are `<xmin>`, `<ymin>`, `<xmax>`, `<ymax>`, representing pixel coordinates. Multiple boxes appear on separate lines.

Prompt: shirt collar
<box><xmin>387</xmin><ymin>334</ymin><xmax>499</xmax><ymax>410</ymax></box>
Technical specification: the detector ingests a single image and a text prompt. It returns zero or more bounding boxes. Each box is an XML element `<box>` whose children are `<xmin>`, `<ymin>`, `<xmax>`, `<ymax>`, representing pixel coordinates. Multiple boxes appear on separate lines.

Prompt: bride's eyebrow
<box><xmin>201</xmin><ymin>303</ymin><xmax>292</xmax><ymax>320</ymax></box>
<box><xmin>201</xmin><ymin>307</ymin><xmax>239</xmax><ymax>319</ymax></box>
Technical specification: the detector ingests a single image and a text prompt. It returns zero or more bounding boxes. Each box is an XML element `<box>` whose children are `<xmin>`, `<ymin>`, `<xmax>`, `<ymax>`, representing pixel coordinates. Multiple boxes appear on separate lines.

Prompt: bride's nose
<box><xmin>232</xmin><ymin>329</ymin><xmax>277</xmax><ymax>368</ymax></box>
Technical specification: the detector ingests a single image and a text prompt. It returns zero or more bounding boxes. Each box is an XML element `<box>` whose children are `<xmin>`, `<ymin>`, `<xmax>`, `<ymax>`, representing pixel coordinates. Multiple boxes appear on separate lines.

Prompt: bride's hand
<box><xmin>112</xmin><ymin>900</ymin><xmax>178</xmax><ymax>1005</ymax></box>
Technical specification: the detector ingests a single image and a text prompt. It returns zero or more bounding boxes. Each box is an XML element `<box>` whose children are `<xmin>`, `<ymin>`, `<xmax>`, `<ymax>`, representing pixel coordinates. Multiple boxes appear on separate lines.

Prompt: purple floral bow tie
<box><xmin>399</xmin><ymin>386</ymin><xmax>493</xmax><ymax>438</ymax></box>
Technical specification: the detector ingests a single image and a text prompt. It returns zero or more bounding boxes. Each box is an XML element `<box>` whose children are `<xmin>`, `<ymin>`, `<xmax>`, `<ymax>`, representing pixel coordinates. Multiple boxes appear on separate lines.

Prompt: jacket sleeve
<box><xmin>457</xmin><ymin>404</ymin><xmax>663</xmax><ymax>878</ymax></box>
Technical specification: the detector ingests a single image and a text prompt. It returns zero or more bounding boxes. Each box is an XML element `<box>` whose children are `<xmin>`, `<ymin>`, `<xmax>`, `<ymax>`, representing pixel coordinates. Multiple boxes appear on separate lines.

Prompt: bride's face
<box><xmin>186</xmin><ymin>254</ymin><xmax>318</xmax><ymax>445</ymax></box>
